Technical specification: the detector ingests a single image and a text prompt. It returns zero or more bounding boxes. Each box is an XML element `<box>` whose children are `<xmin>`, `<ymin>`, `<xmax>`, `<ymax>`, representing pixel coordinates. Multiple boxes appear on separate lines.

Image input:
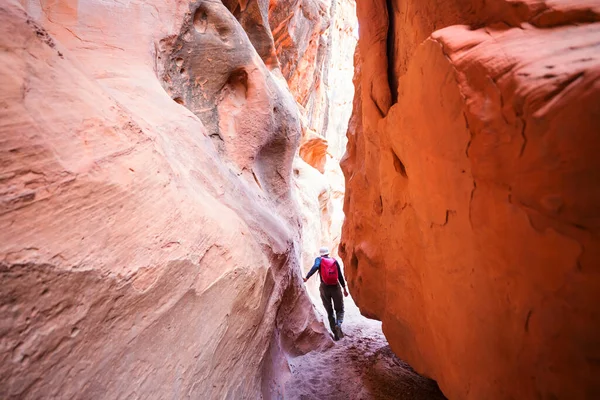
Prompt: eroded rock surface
<box><xmin>0</xmin><ymin>0</ymin><xmax>336</xmax><ymax>398</ymax></box>
<box><xmin>341</xmin><ymin>0</ymin><xmax>600</xmax><ymax>399</ymax></box>
<box><xmin>272</xmin><ymin>0</ymin><xmax>356</xmax><ymax>299</ymax></box>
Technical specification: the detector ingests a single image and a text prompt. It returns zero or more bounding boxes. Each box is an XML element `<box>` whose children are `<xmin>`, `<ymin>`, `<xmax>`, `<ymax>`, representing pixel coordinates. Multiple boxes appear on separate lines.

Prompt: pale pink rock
<box><xmin>0</xmin><ymin>0</ymin><xmax>334</xmax><ymax>398</ymax></box>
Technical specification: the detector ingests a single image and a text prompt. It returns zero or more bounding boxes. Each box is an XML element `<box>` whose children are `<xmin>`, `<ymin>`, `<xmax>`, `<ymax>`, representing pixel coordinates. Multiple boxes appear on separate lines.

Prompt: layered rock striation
<box><xmin>0</xmin><ymin>0</ymin><xmax>352</xmax><ymax>397</ymax></box>
<box><xmin>341</xmin><ymin>0</ymin><xmax>600</xmax><ymax>399</ymax></box>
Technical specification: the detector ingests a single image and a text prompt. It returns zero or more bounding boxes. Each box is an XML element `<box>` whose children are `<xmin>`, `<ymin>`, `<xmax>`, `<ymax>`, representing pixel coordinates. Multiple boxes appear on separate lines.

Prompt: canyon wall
<box><xmin>0</xmin><ymin>0</ymin><xmax>351</xmax><ymax>397</ymax></box>
<box><xmin>279</xmin><ymin>0</ymin><xmax>356</xmax><ymax>297</ymax></box>
<box><xmin>341</xmin><ymin>0</ymin><xmax>600</xmax><ymax>399</ymax></box>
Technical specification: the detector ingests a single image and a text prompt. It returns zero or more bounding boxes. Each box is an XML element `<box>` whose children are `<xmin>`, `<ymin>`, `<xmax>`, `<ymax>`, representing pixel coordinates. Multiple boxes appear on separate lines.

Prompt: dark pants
<box><xmin>319</xmin><ymin>283</ymin><xmax>344</xmax><ymax>332</ymax></box>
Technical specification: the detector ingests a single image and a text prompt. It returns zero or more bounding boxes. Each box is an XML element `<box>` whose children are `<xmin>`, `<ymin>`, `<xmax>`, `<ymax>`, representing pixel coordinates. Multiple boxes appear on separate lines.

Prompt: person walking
<box><xmin>303</xmin><ymin>246</ymin><xmax>349</xmax><ymax>340</ymax></box>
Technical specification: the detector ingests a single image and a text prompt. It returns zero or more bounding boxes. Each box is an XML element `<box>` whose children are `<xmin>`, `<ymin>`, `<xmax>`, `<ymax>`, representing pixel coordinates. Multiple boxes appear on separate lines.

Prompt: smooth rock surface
<box><xmin>341</xmin><ymin>0</ymin><xmax>600</xmax><ymax>399</ymax></box>
<box><xmin>0</xmin><ymin>0</ymin><xmax>336</xmax><ymax>398</ymax></box>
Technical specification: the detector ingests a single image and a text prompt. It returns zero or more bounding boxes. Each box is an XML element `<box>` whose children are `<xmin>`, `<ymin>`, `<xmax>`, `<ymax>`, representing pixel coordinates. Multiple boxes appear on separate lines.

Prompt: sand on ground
<box><xmin>284</xmin><ymin>296</ymin><xmax>447</xmax><ymax>400</ymax></box>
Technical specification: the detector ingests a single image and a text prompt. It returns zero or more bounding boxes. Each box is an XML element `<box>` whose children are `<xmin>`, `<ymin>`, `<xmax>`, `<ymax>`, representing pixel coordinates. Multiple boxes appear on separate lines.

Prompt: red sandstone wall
<box><xmin>341</xmin><ymin>1</ymin><xmax>600</xmax><ymax>398</ymax></box>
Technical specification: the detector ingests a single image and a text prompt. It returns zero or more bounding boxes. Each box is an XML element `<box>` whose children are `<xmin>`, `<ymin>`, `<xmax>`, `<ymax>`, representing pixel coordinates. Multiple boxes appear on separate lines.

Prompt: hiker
<box><xmin>303</xmin><ymin>247</ymin><xmax>349</xmax><ymax>340</ymax></box>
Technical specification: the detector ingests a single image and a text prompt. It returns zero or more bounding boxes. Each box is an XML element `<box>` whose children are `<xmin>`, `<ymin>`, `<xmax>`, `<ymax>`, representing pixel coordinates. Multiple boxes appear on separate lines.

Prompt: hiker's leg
<box><xmin>319</xmin><ymin>284</ymin><xmax>336</xmax><ymax>332</ymax></box>
<box><xmin>332</xmin><ymin>285</ymin><xmax>344</xmax><ymax>326</ymax></box>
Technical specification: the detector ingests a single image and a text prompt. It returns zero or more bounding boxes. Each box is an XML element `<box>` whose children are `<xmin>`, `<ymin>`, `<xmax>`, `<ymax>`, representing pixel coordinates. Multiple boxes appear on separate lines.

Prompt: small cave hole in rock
<box><xmin>226</xmin><ymin>68</ymin><xmax>249</xmax><ymax>98</ymax></box>
<box><xmin>350</xmin><ymin>252</ymin><xmax>359</xmax><ymax>270</ymax></box>
<box><xmin>392</xmin><ymin>150</ymin><xmax>408</xmax><ymax>178</ymax></box>
<box><xmin>193</xmin><ymin>6</ymin><xmax>209</xmax><ymax>34</ymax></box>
<box><xmin>216</xmin><ymin>24</ymin><xmax>231</xmax><ymax>39</ymax></box>
<box><xmin>375</xmin><ymin>195</ymin><xmax>384</xmax><ymax>215</ymax></box>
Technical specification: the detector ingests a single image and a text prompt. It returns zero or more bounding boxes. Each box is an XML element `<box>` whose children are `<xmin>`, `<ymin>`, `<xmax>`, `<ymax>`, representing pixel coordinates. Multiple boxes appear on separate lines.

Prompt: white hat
<box><xmin>319</xmin><ymin>247</ymin><xmax>330</xmax><ymax>256</ymax></box>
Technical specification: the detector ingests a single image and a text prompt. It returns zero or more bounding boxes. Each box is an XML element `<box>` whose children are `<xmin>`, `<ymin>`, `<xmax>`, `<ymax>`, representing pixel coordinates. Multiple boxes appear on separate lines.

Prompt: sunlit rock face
<box><xmin>271</xmin><ymin>0</ymin><xmax>356</xmax><ymax>286</ymax></box>
<box><xmin>324</xmin><ymin>0</ymin><xmax>358</xmax><ymax>160</ymax></box>
<box><xmin>0</xmin><ymin>0</ymin><xmax>340</xmax><ymax>398</ymax></box>
<box><xmin>341</xmin><ymin>0</ymin><xmax>600</xmax><ymax>399</ymax></box>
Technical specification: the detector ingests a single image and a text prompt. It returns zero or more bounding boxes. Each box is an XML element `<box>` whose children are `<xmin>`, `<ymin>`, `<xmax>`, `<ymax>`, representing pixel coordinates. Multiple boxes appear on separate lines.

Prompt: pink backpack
<box><xmin>319</xmin><ymin>257</ymin><xmax>338</xmax><ymax>285</ymax></box>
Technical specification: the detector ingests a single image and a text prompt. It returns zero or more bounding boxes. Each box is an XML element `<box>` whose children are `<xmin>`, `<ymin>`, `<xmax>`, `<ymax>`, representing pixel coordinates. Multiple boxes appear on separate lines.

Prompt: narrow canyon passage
<box><xmin>1</xmin><ymin>0</ymin><xmax>599</xmax><ymax>399</ymax></box>
<box><xmin>285</xmin><ymin>296</ymin><xmax>446</xmax><ymax>400</ymax></box>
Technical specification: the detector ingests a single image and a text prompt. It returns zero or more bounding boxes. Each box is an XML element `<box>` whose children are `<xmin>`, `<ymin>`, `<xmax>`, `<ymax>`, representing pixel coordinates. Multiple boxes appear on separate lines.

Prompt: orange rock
<box><xmin>272</xmin><ymin>0</ymin><xmax>356</xmax><ymax>299</ymax></box>
<box><xmin>299</xmin><ymin>129</ymin><xmax>329</xmax><ymax>173</ymax></box>
<box><xmin>342</xmin><ymin>1</ymin><xmax>600</xmax><ymax>398</ymax></box>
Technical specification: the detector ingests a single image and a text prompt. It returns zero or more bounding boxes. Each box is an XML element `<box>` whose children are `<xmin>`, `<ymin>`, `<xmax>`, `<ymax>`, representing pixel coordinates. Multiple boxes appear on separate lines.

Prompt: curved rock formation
<box><xmin>0</xmin><ymin>0</ymin><xmax>340</xmax><ymax>398</ymax></box>
<box><xmin>270</xmin><ymin>0</ymin><xmax>332</xmax><ymax>134</ymax></box>
<box><xmin>341</xmin><ymin>1</ymin><xmax>600</xmax><ymax>399</ymax></box>
<box><xmin>275</xmin><ymin>0</ymin><xmax>356</xmax><ymax>297</ymax></box>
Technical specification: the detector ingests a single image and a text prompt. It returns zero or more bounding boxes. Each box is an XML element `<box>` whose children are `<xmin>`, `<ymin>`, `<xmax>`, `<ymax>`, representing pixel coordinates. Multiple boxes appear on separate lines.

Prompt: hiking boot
<box><xmin>333</xmin><ymin>331</ymin><xmax>340</xmax><ymax>341</ymax></box>
<box><xmin>334</xmin><ymin>324</ymin><xmax>344</xmax><ymax>340</ymax></box>
<box><xmin>336</xmin><ymin>312</ymin><xmax>344</xmax><ymax>326</ymax></box>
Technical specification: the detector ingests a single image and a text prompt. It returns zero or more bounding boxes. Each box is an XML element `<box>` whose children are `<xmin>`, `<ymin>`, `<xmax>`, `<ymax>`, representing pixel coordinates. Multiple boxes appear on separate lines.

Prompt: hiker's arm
<box><xmin>304</xmin><ymin>258</ymin><xmax>321</xmax><ymax>282</ymax></box>
<box><xmin>336</xmin><ymin>261</ymin><xmax>347</xmax><ymax>288</ymax></box>
<box><xmin>336</xmin><ymin>261</ymin><xmax>349</xmax><ymax>296</ymax></box>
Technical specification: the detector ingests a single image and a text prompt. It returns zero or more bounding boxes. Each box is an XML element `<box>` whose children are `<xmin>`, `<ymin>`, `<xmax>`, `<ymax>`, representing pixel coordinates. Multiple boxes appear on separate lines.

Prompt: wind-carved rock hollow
<box><xmin>341</xmin><ymin>0</ymin><xmax>600</xmax><ymax>399</ymax></box>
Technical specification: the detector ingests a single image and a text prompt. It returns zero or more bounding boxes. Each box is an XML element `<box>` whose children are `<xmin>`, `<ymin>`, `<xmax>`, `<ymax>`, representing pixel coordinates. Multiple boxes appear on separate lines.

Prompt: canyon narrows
<box><xmin>0</xmin><ymin>0</ymin><xmax>357</xmax><ymax>398</ymax></box>
<box><xmin>341</xmin><ymin>0</ymin><xmax>600</xmax><ymax>399</ymax></box>
<box><xmin>2</xmin><ymin>0</ymin><xmax>600</xmax><ymax>399</ymax></box>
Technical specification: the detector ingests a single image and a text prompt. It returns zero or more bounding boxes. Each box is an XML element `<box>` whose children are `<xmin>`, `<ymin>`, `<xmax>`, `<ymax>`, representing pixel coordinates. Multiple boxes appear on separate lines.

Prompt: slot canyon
<box><xmin>1</xmin><ymin>0</ymin><xmax>599</xmax><ymax>399</ymax></box>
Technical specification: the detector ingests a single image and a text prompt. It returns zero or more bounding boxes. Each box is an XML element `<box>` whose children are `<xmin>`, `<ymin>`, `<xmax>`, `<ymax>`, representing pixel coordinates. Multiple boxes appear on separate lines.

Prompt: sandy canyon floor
<box><xmin>284</xmin><ymin>297</ymin><xmax>447</xmax><ymax>399</ymax></box>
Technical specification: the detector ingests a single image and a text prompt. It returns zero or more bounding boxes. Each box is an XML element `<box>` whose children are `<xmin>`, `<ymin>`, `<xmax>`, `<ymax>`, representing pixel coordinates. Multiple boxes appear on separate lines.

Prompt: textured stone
<box><xmin>269</xmin><ymin>0</ymin><xmax>356</xmax><ymax>155</ymax></box>
<box><xmin>341</xmin><ymin>1</ymin><xmax>600</xmax><ymax>399</ymax></box>
<box><xmin>324</xmin><ymin>0</ymin><xmax>357</xmax><ymax>159</ymax></box>
<box><xmin>271</xmin><ymin>0</ymin><xmax>356</xmax><ymax>286</ymax></box>
<box><xmin>0</xmin><ymin>0</ymin><xmax>333</xmax><ymax>398</ymax></box>
<box><xmin>299</xmin><ymin>129</ymin><xmax>329</xmax><ymax>173</ymax></box>
<box><xmin>270</xmin><ymin>0</ymin><xmax>332</xmax><ymax>135</ymax></box>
